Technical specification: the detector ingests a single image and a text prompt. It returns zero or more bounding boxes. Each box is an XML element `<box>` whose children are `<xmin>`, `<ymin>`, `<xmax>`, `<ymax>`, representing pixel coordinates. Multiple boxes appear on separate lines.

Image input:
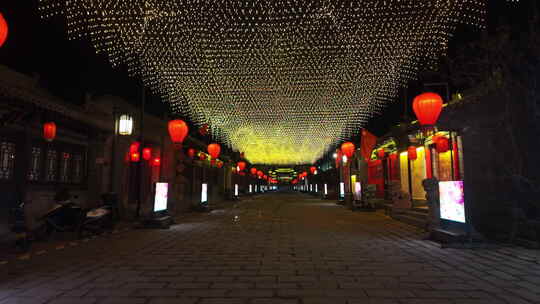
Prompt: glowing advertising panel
<box><xmin>354</xmin><ymin>182</ymin><xmax>362</xmax><ymax>201</ymax></box>
<box><xmin>310</xmin><ymin>184</ymin><xmax>312</xmax><ymax>192</ymax></box>
<box><xmin>201</xmin><ymin>183</ymin><xmax>208</xmax><ymax>203</ymax></box>
<box><xmin>439</xmin><ymin>181</ymin><xmax>466</xmax><ymax>223</ymax></box>
<box><xmin>153</xmin><ymin>182</ymin><xmax>169</xmax><ymax>212</ymax></box>
<box><xmin>234</xmin><ymin>184</ymin><xmax>239</xmax><ymax>197</ymax></box>
<box><xmin>324</xmin><ymin>184</ymin><xmax>328</xmax><ymax>195</ymax></box>
<box><xmin>339</xmin><ymin>182</ymin><xmax>345</xmax><ymax>199</ymax></box>
<box><xmin>249</xmin><ymin>184</ymin><xmax>252</xmax><ymax>193</ymax></box>
<box><xmin>315</xmin><ymin>184</ymin><xmax>318</xmax><ymax>193</ymax></box>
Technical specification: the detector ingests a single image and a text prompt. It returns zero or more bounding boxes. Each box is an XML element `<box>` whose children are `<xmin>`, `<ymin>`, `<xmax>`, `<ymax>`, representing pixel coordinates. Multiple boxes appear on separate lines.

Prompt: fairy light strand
<box><xmin>39</xmin><ymin>0</ymin><xmax>486</xmax><ymax>165</ymax></box>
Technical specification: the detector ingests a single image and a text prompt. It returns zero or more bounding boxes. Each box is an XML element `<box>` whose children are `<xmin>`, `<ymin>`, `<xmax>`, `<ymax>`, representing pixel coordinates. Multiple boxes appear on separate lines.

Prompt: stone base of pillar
<box><xmin>344</xmin><ymin>193</ymin><xmax>354</xmax><ymax>208</ymax></box>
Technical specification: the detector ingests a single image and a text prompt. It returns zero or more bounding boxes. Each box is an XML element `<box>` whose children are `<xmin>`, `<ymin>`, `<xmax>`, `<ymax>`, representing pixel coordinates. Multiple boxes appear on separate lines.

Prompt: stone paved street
<box><xmin>1</xmin><ymin>193</ymin><xmax>540</xmax><ymax>304</ymax></box>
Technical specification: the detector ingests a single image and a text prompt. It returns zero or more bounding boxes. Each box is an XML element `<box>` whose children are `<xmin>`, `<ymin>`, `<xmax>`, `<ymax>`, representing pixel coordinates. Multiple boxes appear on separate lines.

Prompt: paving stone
<box><xmin>1</xmin><ymin>194</ymin><xmax>538</xmax><ymax>304</ymax></box>
<box><xmin>147</xmin><ymin>298</ymin><xmax>198</xmax><ymax>304</ymax></box>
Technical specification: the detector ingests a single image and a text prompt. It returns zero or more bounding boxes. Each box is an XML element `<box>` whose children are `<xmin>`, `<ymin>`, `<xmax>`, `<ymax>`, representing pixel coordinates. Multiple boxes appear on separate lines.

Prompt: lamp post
<box><xmin>110</xmin><ymin>107</ymin><xmax>133</xmax><ymax>193</ymax></box>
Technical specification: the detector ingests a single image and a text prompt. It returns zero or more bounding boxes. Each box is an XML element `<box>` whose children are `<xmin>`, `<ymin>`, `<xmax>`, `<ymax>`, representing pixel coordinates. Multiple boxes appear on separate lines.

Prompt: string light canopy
<box><xmin>39</xmin><ymin>0</ymin><xmax>485</xmax><ymax>165</ymax></box>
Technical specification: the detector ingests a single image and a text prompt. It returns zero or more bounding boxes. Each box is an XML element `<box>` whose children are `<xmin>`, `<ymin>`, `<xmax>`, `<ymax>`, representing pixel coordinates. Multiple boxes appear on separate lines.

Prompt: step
<box><xmin>392</xmin><ymin>213</ymin><xmax>427</xmax><ymax>229</ymax></box>
<box><xmin>405</xmin><ymin>210</ymin><xmax>429</xmax><ymax>220</ymax></box>
<box><xmin>412</xmin><ymin>206</ymin><xmax>429</xmax><ymax>214</ymax></box>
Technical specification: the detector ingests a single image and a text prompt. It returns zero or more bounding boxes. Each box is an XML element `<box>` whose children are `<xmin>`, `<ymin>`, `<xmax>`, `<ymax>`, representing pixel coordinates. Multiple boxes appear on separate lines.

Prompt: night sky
<box><xmin>0</xmin><ymin>1</ymin><xmax>532</xmax><ymax>138</ymax></box>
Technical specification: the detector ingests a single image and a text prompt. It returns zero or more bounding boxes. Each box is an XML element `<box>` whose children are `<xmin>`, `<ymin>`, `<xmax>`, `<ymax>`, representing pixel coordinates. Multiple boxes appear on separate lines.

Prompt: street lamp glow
<box><xmin>118</xmin><ymin>114</ymin><xmax>133</xmax><ymax>136</ymax></box>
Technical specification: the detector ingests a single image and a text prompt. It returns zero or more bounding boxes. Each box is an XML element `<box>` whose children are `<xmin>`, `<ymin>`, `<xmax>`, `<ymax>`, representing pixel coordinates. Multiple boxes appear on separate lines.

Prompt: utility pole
<box><xmin>135</xmin><ymin>82</ymin><xmax>146</xmax><ymax>218</ymax></box>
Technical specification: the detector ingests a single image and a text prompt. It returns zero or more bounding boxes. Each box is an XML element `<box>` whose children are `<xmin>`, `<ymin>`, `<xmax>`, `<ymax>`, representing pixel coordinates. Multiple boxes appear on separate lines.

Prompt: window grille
<box><xmin>59</xmin><ymin>152</ymin><xmax>71</xmax><ymax>182</ymax></box>
<box><xmin>45</xmin><ymin>149</ymin><xmax>58</xmax><ymax>182</ymax></box>
<box><xmin>28</xmin><ymin>147</ymin><xmax>42</xmax><ymax>181</ymax></box>
<box><xmin>0</xmin><ymin>141</ymin><xmax>15</xmax><ymax>180</ymax></box>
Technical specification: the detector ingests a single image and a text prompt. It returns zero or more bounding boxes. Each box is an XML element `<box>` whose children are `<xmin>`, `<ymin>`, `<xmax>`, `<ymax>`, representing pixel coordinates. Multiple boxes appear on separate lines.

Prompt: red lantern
<box><xmin>389</xmin><ymin>153</ymin><xmax>398</xmax><ymax>161</ymax></box>
<box><xmin>310</xmin><ymin>166</ymin><xmax>317</xmax><ymax>175</ymax></box>
<box><xmin>207</xmin><ymin>143</ymin><xmax>221</xmax><ymax>159</ymax></box>
<box><xmin>413</xmin><ymin>92</ymin><xmax>443</xmax><ymax>126</ymax></box>
<box><xmin>377</xmin><ymin>149</ymin><xmax>385</xmax><ymax>159</ymax></box>
<box><xmin>408</xmin><ymin>146</ymin><xmax>418</xmax><ymax>161</ymax></box>
<box><xmin>250</xmin><ymin>168</ymin><xmax>257</xmax><ymax>175</ymax></box>
<box><xmin>199</xmin><ymin>124</ymin><xmax>209</xmax><ymax>136</ymax></box>
<box><xmin>130</xmin><ymin>141</ymin><xmax>140</xmax><ymax>153</ymax></box>
<box><xmin>217</xmin><ymin>161</ymin><xmax>224</xmax><ymax>168</ymax></box>
<box><xmin>142</xmin><ymin>147</ymin><xmax>152</xmax><ymax>161</ymax></box>
<box><xmin>361</xmin><ymin>129</ymin><xmax>378</xmax><ymax>162</ymax></box>
<box><xmin>211</xmin><ymin>159</ymin><xmax>216</xmax><ymax>166</ymax></box>
<box><xmin>199</xmin><ymin>153</ymin><xmax>206</xmax><ymax>161</ymax></box>
<box><xmin>130</xmin><ymin>152</ymin><xmax>140</xmax><ymax>163</ymax></box>
<box><xmin>257</xmin><ymin>170</ymin><xmax>263</xmax><ymax>177</ymax></box>
<box><xmin>0</xmin><ymin>12</ymin><xmax>8</xmax><ymax>48</ymax></box>
<box><xmin>263</xmin><ymin>175</ymin><xmax>268</xmax><ymax>180</ymax></box>
<box><xmin>335</xmin><ymin>149</ymin><xmax>342</xmax><ymax>168</ymax></box>
<box><xmin>341</xmin><ymin>142</ymin><xmax>355</xmax><ymax>158</ymax></box>
<box><xmin>187</xmin><ymin>148</ymin><xmax>196</xmax><ymax>158</ymax></box>
<box><xmin>43</xmin><ymin>122</ymin><xmax>57</xmax><ymax>142</ymax></box>
<box><xmin>168</xmin><ymin>119</ymin><xmax>189</xmax><ymax>144</ymax></box>
<box><xmin>237</xmin><ymin>161</ymin><xmax>247</xmax><ymax>171</ymax></box>
<box><xmin>435</xmin><ymin>136</ymin><xmax>450</xmax><ymax>153</ymax></box>
<box><xmin>152</xmin><ymin>157</ymin><xmax>161</xmax><ymax>167</ymax></box>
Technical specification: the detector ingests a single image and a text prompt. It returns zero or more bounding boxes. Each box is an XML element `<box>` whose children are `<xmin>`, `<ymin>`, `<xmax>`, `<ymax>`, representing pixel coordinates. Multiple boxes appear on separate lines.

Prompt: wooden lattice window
<box><xmin>0</xmin><ymin>141</ymin><xmax>16</xmax><ymax>180</ymax></box>
<box><xmin>59</xmin><ymin>152</ymin><xmax>71</xmax><ymax>183</ymax></box>
<box><xmin>28</xmin><ymin>147</ymin><xmax>42</xmax><ymax>181</ymax></box>
<box><xmin>45</xmin><ymin>149</ymin><xmax>58</xmax><ymax>182</ymax></box>
<box><xmin>72</xmin><ymin>154</ymin><xmax>83</xmax><ymax>184</ymax></box>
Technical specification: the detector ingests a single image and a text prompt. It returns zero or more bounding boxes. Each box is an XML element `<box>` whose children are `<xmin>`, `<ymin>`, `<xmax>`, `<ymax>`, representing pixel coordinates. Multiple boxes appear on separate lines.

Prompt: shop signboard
<box><xmin>201</xmin><ymin>183</ymin><xmax>208</xmax><ymax>203</ymax></box>
<box><xmin>354</xmin><ymin>182</ymin><xmax>362</xmax><ymax>201</ymax></box>
<box><xmin>439</xmin><ymin>181</ymin><xmax>466</xmax><ymax>223</ymax></box>
<box><xmin>154</xmin><ymin>182</ymin><xmax>169</xmax><ymax>212</ymax></box>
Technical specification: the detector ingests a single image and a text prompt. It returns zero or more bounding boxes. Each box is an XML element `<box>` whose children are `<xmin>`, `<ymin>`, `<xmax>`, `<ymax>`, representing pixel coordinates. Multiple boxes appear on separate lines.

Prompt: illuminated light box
<box><xmin>310</xmin><ymin>184</ymin><xmax>312</xmax><ymax>192</ymax></box>
<box><xmin>201</xmin><ymin>183</ymin><xmax>208</xmax><ymax>203</ymax></box>
<box><xmin>315</xmin><ymin>184</ymin><xmax>318</xmax><ymax>193</ymax></box>
<box><xmin>439</xmin><ymin>181</ymin><xmax>466</xmax><ymax>223</ymax></box>
<box><xmin>339</xmin><ymin>182</ymin><xmax>345</xmax><ymax>199</ymax></box>
<box><xmin>324</xmin><ymin>184</ymin><xmax>328</xmax><ymax>195</ymax></box>
<box><xmin>354</xmin><ymin>182</ymin><xmax>362</xmax><ymax>201</ymax></box>
<box><xmin>154</xmin><ymin>182</ymin><xmax>169</xmax><ymax>212</ymax></box>
<box><xmin>249</xmin><ymin>184</ymin><xmax>252</xmax><ymax>193</ymax></box>
<box><xmin>235</xmin><ymin>184</ymin><xmax>239</xmax><ymax>197</ymax></box>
